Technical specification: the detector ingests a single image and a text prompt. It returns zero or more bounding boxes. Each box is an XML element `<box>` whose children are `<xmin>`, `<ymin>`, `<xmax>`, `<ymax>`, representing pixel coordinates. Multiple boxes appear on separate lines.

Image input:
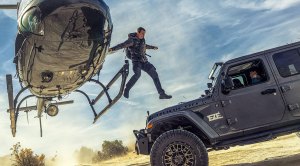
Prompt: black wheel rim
<box><xmin>162</xmin><ymin>141</ymin><xmax>195</xmax><ymax>166</ymax></box>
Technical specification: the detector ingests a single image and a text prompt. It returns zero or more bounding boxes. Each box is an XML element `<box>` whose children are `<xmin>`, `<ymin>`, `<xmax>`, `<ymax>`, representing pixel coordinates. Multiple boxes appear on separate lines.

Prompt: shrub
<box><xmin>76</xmin><ymin>139</ymin><xmax>129</xmax><ymax>163</ymax></box>
<box><xmin>102</xmin><ymin>140</ymin><xmax>128</xmax><ymax>157</ymax></box>
<box><xmin>11</xmin><ymin>142</ymin><xmax>45</xmax><ymax>166</ymax></box>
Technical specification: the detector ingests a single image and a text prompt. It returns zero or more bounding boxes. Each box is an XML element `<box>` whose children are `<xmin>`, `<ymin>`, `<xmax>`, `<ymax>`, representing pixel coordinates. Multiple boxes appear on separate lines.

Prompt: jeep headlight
<box><xmin>146</xmin><ymin>122</ymin><xmax>153</xmax><ymax>129</ymax></box>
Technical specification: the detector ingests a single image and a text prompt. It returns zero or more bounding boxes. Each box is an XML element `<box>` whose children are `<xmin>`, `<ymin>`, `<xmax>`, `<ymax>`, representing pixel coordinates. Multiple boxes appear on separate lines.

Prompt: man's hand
<box><xmin>107</xmin><ymin>48</ymin><xmax>115</xmax><ymax>54</ymax></box>
<box><xmin>153</xmin><ymin>46</ymin><xmax>158</xmax><ymax>50</ymax></box>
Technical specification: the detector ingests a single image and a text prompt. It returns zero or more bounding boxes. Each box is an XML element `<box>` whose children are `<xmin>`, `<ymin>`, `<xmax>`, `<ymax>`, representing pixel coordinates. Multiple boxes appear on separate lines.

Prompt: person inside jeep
<box><xmin>249</xmin><ymin>68</ymin><xmax>262</xmax><ymax>84</ymax></box>
<box><xmin>108</xmin><ymin>27</ymin><xmax>172</xmax><ymax>99</ymax></box>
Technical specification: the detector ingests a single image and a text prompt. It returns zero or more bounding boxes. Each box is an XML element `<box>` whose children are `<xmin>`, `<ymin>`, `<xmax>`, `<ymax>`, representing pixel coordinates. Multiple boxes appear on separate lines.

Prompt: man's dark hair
<box><xmin>137</xmin><ymin>27</ymin><xmax>146</xmax><ymax>33</ymax></box>
<box><xmin>250</xmin><ymin>66</ymin><xmax>260</xmax><ymax>72</ymax></box>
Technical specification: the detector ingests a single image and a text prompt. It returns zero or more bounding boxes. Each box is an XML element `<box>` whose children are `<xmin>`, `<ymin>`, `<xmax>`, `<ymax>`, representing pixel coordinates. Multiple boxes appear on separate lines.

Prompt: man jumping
<box><xmin>109</xmin><ymin>27</ymin><xmax>172</xmax><ymax>99</ymax></box>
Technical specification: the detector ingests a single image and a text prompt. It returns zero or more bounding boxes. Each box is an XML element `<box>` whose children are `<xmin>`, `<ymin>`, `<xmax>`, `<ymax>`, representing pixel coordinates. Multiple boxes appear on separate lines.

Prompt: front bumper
<box><xmin>133</xmin><ymin>129</ymin><xmax>150</xmax><ymax>155</ymax></box>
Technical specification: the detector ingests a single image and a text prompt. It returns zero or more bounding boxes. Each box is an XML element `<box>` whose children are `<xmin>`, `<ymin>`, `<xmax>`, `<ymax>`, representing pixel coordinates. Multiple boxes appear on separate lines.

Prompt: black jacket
<box><xmin>110</xmin><ymin>33</ymin><xmax>156</xmax><ymax>62</ymax></box>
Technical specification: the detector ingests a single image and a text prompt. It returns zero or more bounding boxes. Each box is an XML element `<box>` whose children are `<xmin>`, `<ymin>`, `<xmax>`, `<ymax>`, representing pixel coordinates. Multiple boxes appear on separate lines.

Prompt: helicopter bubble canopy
<box><xmin>20</xmin><ymin>7</ymin><xmax>44</xmax><ymax>36</ymax></box>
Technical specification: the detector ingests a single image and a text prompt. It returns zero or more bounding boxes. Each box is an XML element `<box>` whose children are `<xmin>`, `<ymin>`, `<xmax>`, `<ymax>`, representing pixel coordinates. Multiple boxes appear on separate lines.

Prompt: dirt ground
<box><xmin>94</xmin><ymin>134</ymin><xmax>300</xmax><ymax>166</ymax></box>
<box><xmin>2</xmin><ymin>133</ymin><xmax>300</xmax><ymax>166</ymax></box>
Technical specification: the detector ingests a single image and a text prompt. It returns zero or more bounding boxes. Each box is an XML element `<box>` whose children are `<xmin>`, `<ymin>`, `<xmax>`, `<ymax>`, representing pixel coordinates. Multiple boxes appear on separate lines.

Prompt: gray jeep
<box><xmin>133</xmin><ymin>41</ymin><xmax>300</xmax><ymax>166</ymax></box>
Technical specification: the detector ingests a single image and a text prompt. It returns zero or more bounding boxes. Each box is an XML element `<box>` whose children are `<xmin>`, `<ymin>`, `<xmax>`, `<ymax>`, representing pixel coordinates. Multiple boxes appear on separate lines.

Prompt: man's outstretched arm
<box><xmin>109</xmin><ymin>39</ymin><xmax>134</xmax><ymax>52</ymax></box>
<box><xmin>146</xmin><ymin>44</ymin><xmax>158</xmax><ymax>50</ymax></box>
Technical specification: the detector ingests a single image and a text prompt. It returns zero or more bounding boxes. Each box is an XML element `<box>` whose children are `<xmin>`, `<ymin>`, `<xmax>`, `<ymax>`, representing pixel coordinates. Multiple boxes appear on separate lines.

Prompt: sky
<box><xmin>1</xmin><ymin>0</ymin><xmax>300</xmax><ymax>163</ymax></box>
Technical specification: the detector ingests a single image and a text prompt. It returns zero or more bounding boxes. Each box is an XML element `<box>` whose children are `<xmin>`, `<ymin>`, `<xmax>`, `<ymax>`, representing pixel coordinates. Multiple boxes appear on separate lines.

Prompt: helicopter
<box><xmin>0</xmin><ymin>0</ymin><xmax>129</xmax><ymax>137</ymax></box>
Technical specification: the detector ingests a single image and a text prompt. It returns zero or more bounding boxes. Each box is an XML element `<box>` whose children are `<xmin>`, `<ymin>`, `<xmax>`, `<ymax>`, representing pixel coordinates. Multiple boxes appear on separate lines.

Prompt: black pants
<box><xmin>125</xmin><ymin>61</ymin><xmax>165</xmax><ymax>94</ymax></box>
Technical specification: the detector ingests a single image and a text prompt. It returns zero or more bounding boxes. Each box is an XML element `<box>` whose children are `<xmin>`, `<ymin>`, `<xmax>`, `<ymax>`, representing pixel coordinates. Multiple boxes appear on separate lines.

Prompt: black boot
<box><xmin>123</xmin><ymin>89</ymin><xmax>129</xmax><ymax>98</ymax></box>
<box><xmin>159</xmin><ymin>93</ymin><xmax>172</xmax><ymax>99</ymax></box>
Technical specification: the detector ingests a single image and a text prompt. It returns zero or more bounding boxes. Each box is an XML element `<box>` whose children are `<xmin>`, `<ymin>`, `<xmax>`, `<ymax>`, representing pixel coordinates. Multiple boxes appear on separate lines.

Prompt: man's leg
<box><xmin>124</xmin><ymin>62</ymin><xmax>141</xmax><ymax>98</ymax></box>
<box><xmin>143</xmin><ymin>62</ymin><xmax>172</xmax><ymax>99</ymax></box>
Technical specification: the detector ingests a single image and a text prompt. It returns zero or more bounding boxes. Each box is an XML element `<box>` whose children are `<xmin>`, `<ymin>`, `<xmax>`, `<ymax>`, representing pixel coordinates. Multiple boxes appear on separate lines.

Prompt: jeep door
<box><xmin>267</xmin><ymin>46</ymin><xmax>300</xmax><ymax>117</ymax></box>
<box><xmin>219</xmin><ymin>57</ymin><xmax>285</xmax><ymax>131</ymax></box>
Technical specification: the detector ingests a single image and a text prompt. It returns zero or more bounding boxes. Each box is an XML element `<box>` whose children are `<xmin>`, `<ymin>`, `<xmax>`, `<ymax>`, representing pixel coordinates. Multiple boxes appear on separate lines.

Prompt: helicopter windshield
<box><xmin>19</xmin><ymin>0</ymin><xmax>33</xmax><ymax>12</ymax></box>
<box><xmin>20</xmin><ymin>7</ymin><xmax>44</xmax><ymax>36</ymax></box>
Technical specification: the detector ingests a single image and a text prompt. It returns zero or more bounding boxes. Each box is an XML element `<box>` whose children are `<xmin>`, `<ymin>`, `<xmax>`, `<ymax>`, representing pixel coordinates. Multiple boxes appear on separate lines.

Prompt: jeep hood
<box><xmin>147</xmin><ymin>96</ymin><xmax>212</xmax><ymax>122</ymax></box>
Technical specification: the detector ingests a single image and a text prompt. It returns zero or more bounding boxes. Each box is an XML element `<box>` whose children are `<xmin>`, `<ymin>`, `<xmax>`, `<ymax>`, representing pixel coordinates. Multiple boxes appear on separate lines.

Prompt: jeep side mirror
<box><xmin>207</xmin><ymin>83</ymin><xmax>212</xmax><ymax>89</ymax></box>
<box><xmin>224</xmin><ymin>77</ymin><xmax>234</xmax><ymax>89</ymax></box>
<box><xmin>222</xmin><ymin>77</ymin><xmax>234</xmax><ymax>94</ymax></box>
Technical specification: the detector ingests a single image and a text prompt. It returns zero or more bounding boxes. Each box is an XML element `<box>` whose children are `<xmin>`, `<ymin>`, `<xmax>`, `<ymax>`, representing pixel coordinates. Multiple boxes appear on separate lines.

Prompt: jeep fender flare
<box><xmin>148</xmin><ymin>111</ymin><xmax>219</xmax><ymax>143</ymax></box>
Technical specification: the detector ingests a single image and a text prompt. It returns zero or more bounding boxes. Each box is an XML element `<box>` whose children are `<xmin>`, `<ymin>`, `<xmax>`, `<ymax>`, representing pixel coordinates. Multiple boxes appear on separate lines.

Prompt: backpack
<box><xmin>125</xmin><ymin>47</ymin><xmax>132</xmax><ymax>59</ymax></box>
<box><xmin>125</xmin><ymin>33</ymin><xmax>136</xmax><ymax>59</ymax></box>
<box><xmin>125</xmin><ymin>33</ymin><xmax>146</xmax><ymax>60</ymax></box>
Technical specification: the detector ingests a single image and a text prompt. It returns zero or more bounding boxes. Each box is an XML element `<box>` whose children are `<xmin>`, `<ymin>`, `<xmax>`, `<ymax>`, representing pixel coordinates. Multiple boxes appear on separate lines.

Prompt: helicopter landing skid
<box><xmin>5</xmin><ymin>60</ymin><xmax>129</xmax><ymax>137</ymax></box>
<box><xmin>75</xmin><ymin>60</ymin><xmax>129</xmax><ymax>123</ymax></box>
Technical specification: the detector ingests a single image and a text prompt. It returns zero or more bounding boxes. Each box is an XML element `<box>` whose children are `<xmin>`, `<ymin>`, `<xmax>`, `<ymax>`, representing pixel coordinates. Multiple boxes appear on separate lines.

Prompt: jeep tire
<box><xmin>150</xmin><ymin>129</ymin><xmax>208</xmax><ymax>166</ymax></box>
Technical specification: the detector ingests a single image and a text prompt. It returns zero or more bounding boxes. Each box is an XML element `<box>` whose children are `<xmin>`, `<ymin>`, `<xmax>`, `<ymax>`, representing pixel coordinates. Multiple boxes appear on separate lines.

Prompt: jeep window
<box><xmin>227</xmin><ymin>59</ymin><xmax>268</xmax><ymax>90</ymax></box>
<box><xmin>273</xmin><ymin>48</ymin><xmax>300</xmax><ymax>77</ymax></box>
